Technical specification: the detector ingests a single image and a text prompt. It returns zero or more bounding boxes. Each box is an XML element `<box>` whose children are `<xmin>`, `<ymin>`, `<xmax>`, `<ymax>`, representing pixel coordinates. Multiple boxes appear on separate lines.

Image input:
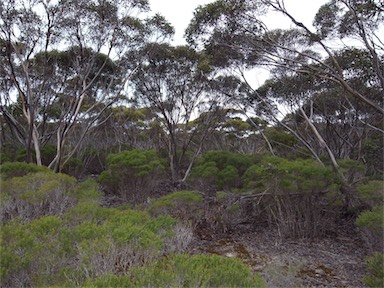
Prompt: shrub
<box><xmin>357</xmin><ymin>180</ymin><xmax>384</xmax><ymax>208</ymax></box>
<box><xmin>0</xmin><ymin>171</ymin><xmax>88</xmax><ymax>223</ymax></box>
<box><xmin>148</xmin><ymin>190</ymin><xmax>204</xmax><ymax>221</ymax></box>
<box><xmin>85</xmin><ymin>254</ymin><xmax>266</xmax><ymax>288</ymax></box>
<box><xmin>1</xmin><ymin>193</ymin><xmax>181</xmax><ymax>287</ymax></box>
<box><xmin>264</xmin><ymin>127</ymin><xmax>298</xmax><ymax>158</ymax></box>
<box><xmin>40</xmin><ymin>144</ymin><xmax>57</xmax><ymax>166</ymax></box>
<box><xmin>0</xmin><ymin>162</ymin><xmax>50</xmax><ymax>180</ymax></box>
<box><xmin>242</xmin><ymin>156</ymin><xmax>339</xmax><ymax>238</ymax></box>
<box><xmin>356</xmin><ymin>205</ymin><xmax>384</xmax><ymax>252</ymax></box>
<box><xmin>243</xmin><ymin>156</ymin><xmax>335</xmax><ymax>193</ymax></box>
<box><xmin>190</xmin><ymin>150</ymin><xmax>254</xmax><ymax>190</ymax></box>
<box><xmin>0</xmin><ymin>144</ymin><xmax>21</xmax><ymax>164</ymax></box>
<box><xmin>62</xmin><ymin>156</ymin><xmax>83</xmax><ymax>177</ymax></box>
<box><xmin>98</xmin><ymin>149</ymin><xmax>164</xmax><ymax>203</ymax></box>
<box><xmin>362</xmin><ymin>252</ymin><xmax>384</xmax><ymax>287</ymax></box>
<box><xmin>1</xmin><ymin>216</ymin><xmax>72</xmax><ymax>287</ymax></box>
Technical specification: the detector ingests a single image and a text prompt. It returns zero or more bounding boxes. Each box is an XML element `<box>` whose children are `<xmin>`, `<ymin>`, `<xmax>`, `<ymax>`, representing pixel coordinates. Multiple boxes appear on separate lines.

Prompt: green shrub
<box><xmin>357</xmin><ymin>180</ymin><xmax>384</xmax><ymax>208</ymax></box>
<box><xmin>1</xmin><ymin>169</ymin><xmax>103</xmax><ymax>224</ymax></box>
<box><xmin>40</xmin><ymin>144</ymin><xmax>57</xmax><ymax>166</ymax></box>
<box><xmin>362</xmin><ymin>252</ymin><xmax>384</xmax><ymax>287</ymax></box>
<box><xmin>62</xmin><ymin>156</ymin><xmax>83</xmax><ymax>177</ymax></box>
<box><xmin>0</xmin><ymin>162</ymin><xmax>50</xmax><ymax>180</ymax></box>
<box><xmin>98</xmin><ymin>149</ymin><xmax>164</xmax><ymax>203</ymax></box>
<box><xmin>243</xmin><ymin>156</ymin><xmax>335</xmax><ymax>193</ymax></box>
<box><xmin>0</xmin><ymin>172</ymin><xmax>83</xmax><ymax>222</ymax></box>
<box><xmin>149</xmin><ymin>190</ymin><xmax>203</xmax><ymax>209</ymax></box>
<box><xmin>356</xmin><ymin>206</ymin><xmax>384</xmax><ymax>230</ymax></box>
<box><xmin>190</xmin><ymin>150</ymin><xmax>254</xmax><ymax>190</ymax></box>
<box><xmin>148</xmin><ymin>190</ymin><xmax>204</xmax><ymax>221</ymax></box>
<box><xmin>338</xmin><ymin>159</ymin><xmax>366</xmax><ymax>184</ymax></box>
<box><xmin>1</xmin><ymin>197</ymin><xmax>179</xmax><ymax>287</ymax></box>
<box><xmin>356</xmin><ymin>206</ymin><xmax>384</xmax><ymax>252</ymax></box>
<box><xmin>0</xmin><ymin>144</ymin><xmax>21</xmax><ymax>164</ymax></box>
<box><xmin>85</xmin><ymin>254</ymin><xmax>266</xmax><ymax>288</ymax></box>
<box><xmin>264</xmin><ymin>127</ymin><xmax>298</xmax><ymax>158</ymax></box>
<box><xmin>242</xmin><ymin>156</ymin><xmax>339</xmax><ymax>238</ymax></box>
<box><xmin>1</xmin><ymin>216</ymin><xmax>71</xmax><ymax>287</ymax></box>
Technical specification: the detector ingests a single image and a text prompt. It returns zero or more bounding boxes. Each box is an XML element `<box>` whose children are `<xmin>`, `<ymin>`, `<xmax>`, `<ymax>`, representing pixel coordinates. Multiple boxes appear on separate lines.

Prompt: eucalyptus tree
<box><xmin>131</xmin><ymin>43</ymin><xmax>225</xmax><ymax>183</ymax></box>
<box><xmin>0</xmin><ymin>0</ymin><xmax>173</xmax><ymax>171</ymax></box>
<box><xmin>186</xmin><ymin>0</ymin><xmax>383</xmax><ymax>114</ymax></box>
<box><xmin>258</xmin><ymin>48</ymin><xmax>383</xmax><ymax>177</ymax></box>
<box><xmin>186</xmin><ymin>0</ymin><xmax>383</xmax><ymax>210</ymax></box>
<box><xmin>193</xmin><ymin>108</ymin><xmax>267</xmax><ymax>154</ymax></box>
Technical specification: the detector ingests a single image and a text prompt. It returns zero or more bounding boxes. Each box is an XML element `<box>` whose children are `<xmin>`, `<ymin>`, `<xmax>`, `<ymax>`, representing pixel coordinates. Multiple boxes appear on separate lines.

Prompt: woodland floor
<box><xmin>188</xmin><ymin>224</ymin><xmax>368</xmax><ymax>288</ymax></box>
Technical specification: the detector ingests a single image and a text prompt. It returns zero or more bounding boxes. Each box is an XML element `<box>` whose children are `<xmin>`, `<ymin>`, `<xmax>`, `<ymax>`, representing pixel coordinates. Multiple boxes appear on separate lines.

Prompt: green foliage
<box><xmin>1</xmin><ymin>215</ymin><xmax>70</xmax><ymax>286</ymax></box>
<box><xmin>148</xmin><ymin>191</ymin><xmax>204</xmax><ymax>220</ymax></box>
<box><xmin>362</xmin><ymin>133</ymin><xmax>384</xmax><ymax>178</ymax></box>
<box><xmin>191</xmin><ymin>150</ymin><xmax>254</xmax><ymax>190</ymax></box>
<box><xmin>40</xmin><ymin>144</ymin><xmax>57</xmax><ymax>166</ymax></box>
<box><xmin>85</xmin><ymin>254</ymin><xmax>266</xmax><ymax>288</ymax></box>
<box><xmin>1</xmin><ymin>173</ymin><xmax>179</xmax><ymax>287</ymax></box>
<box><xmin>0</xmin><ymin>171</ymin><xmax>88</xmax><ymax>222</ymax></box>
<box><xmin>107</xmin><ymin>149</ymin><xmax>163</xmax><ymax>177</ymax></box>
<box><xmin>356</xmin><ymin>205</ymin><xmax>384</xmax><ymax>252</ymax></box>
<box><xmin>264</xmin><ymin>127</ymin><xmax>298</xmax><ymax>157</ymax></box>
<box><xmin>243</xmin><ymin>156</ymin><xmax>335</xmax><ymax>193</ymax></box>
<box><xmin>217</xmin><ymin>165</ymin><xmax>238</xmax><ymax>188</ymax></box>
<box><xmin>76</xmin><ymin>179</ymin><xmax>102</xmax><ymax>202</ymax></box>
<box><xmin>0</xmin><ymin>162</ymin><xmax>50</xmax><ymax>180</ymax></box>
<box><xmin>242</xmin><ymin>156</ymin><xmax>339</xmax><ymax>238</ymax></box>
<box><xmin>357</xmin><ymin>180</ymin><xmax>384</xmax><ymax>207</ymax></box>
<box><xmin>98</xmin><ymin>149</ymin><xmax>164</xmax><ymax>203</ymax></box>
<box><xmin>356</xmin><ymin>206</ymin><xmax>384</xmax><ymax>231</ymax></box>
<box><xmin>362</xmin><ymin>253</ymin><xmax>384</xmax><ymax>288</ymax></box>
<box><xmin>62</xmin><ymin>156</ymin><xmax>83</xmax><ymax>177</ymax></box>
<box><xmin>338</xmin><ymin>159</ymin><xmax>366</xmax><ymax>183</ymax></box>
<box><xmin>150</xmin><ymin>191</ymin><xmax>203</xmax><ymax>209</ymax></box>
<box><xmin>1</xmin><ymin>166</ymin><xmax>102</xmax><ymax>225</ymax></box>
<box><xmin>0</xmin><ymin>144</ymin><xmax>22</xmax><ymax>164</ymax></box>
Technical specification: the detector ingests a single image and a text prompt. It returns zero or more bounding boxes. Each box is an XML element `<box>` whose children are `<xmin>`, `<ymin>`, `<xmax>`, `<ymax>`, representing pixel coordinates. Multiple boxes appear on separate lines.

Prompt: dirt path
<box><xmin>189</xmin><ymin>228</ymin><xmax>368</xmax><ymax>287</ymax></box>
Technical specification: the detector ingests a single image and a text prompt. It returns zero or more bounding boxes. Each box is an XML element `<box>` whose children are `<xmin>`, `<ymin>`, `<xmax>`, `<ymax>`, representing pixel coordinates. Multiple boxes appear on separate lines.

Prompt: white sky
<box><xmin>149</xmin><ymin>0</ymin><xmax>328</xmax><ymax>46</ymax></box>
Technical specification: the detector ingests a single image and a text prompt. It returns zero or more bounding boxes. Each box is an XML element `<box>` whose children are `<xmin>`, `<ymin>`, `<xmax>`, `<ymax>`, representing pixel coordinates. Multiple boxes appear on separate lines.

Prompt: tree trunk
<box><xmin>299</xmin><ymin>106</ymin><xmax>353</xmax><ymax>211</ymax></box>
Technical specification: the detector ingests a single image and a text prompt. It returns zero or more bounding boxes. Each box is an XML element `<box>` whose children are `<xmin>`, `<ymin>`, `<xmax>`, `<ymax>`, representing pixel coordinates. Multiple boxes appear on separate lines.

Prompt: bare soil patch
<box><xmin>189</xmin><ymin>225</ymin><xmax>368</xmax><ymax>287</ymax></box>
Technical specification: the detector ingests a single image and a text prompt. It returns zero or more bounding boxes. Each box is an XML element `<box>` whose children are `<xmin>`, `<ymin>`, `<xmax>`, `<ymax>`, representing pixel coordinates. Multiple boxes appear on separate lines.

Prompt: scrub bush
<box><xmin>0</xmin><ymin>162</ymin><xmax>50</xmax><ymax>180</ymax></box>
<box><xmin>356</xmin><ymin>206</ymin><xmax>384</xmax><ymax>252</ymax></box>
<box><xmin>98</xmin><ymin>149</ymin><xmax>164</xmax><ymax>203</ymax></box>
<box><xmin>190</xmin><ymin>150</ymin><xmax>254</xmax><ymax>190</ymax></box>
<box><xmin>355</xmin><ymin>180</ymin><xmax>384</xmax><ymax>252</ymax></box>
<box><xmin>148</xmin><ymin>190</ymin><xmax>203</xmax><ymax>220</ymax></box>
<box><xmin>242</xmin><ymin>156</ymin><xmax>339</xmax><ymax>238</ymax></box>
<box><xmin>362</xmin><ymin>252</ymin><xmax>384</xmax><ymax>288</ymax></box>
<box><xmin>0</xmin><ymin>171</ymin><xmax>97</xmax><ymax>223</ymax></box>
<box><xmin>357</xmin><ymin>180</ymin><xmax>384</xmax><ymax>208</ymax></box>
<box><xmin>1</xmin><ymin>186</ymin><xmax>182</xmax><ymax>287</ymax></box>
<box><xmin>85</xmin><ymin>254</ymin><xmax>266</xmax><ymax>288</ymax></box>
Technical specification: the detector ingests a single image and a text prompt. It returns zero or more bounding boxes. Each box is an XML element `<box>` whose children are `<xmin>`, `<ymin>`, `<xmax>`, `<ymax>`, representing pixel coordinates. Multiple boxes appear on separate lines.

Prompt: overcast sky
<box><xmin>149</xmin><ymin>0</ymin><xmax>328</xmax><ymax>45</ymax></box>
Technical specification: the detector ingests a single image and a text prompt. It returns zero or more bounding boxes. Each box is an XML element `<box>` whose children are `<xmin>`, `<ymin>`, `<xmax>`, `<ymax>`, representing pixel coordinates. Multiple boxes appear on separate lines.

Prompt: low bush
<box><xmin>362</xmin><ymin>252</ymin><xmax>384</xmax><ymax>287</ymax></box>
<box><xmin>148</xmin><ymin>190</ymin><xmax>204</xmax><ymax>221</ymax></box>
<box><xmin>1</xmin><ymin>189</ymin><xmax>186</xmax><ymax>287</ymax></box>
<box><xmin>356</xmin><ymin>205</ymin><xmax>384</xmax><ymax>252</ymax></box>
<box><xmin>0</xmin><ymin>162</ymin><xmax>50</xmax><ymax>180</ymax></box>
<box><xmin>357</xmin><ymin>180</ymin><xmax>384</xmax><ymax>208</ymax></box>
<box><xmin>85</xmin><ymin>254</ymin><xmax>266</xmax><ymax>288</ymax></box>
<box><xmin>98</xmin><ymin>149</ymin><xmax>164</xmax><ymax>203</ymax></box>
<box><xmin>242</xmin><ymin>156</ymin><xmax>339</xmax><ymax>238</ymax></box>
<box><xmin>0</xmin><ymin>171</ymin><xmax>99</xmax><ymax>223</ymax></box>
<box><xmin>190</xmin><ymin>150</ymin><xmax>254</xmax><ymax>190</ymax></box>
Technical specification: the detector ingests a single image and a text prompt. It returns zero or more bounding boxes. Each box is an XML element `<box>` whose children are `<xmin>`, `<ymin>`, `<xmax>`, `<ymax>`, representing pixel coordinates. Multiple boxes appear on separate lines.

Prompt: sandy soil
<box><xmin>189</xmin><ymin>225</ymin><xmax>368</xmax><ymax>287</ymax></box>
